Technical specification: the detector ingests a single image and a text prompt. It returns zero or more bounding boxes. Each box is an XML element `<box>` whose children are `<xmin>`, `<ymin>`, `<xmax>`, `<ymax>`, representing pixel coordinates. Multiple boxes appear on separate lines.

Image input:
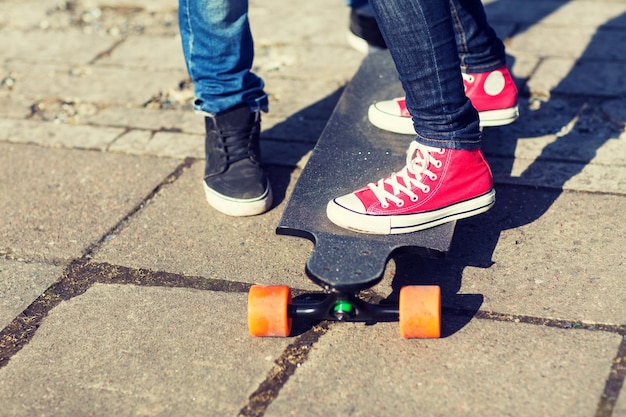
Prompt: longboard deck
<box><xmin>278</xmin><ymin>51</ymin><xmax>455</xmax><ymax>293</ymax></box>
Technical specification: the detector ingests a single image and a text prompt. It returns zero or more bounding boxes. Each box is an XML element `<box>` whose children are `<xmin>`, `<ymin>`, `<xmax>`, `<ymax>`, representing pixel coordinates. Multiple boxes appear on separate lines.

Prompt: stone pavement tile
<box><xmin>103</xmin><ymin>0</ymin><xmax>176</xmax><ymax>10</ymax></box>
<box><xmin>447</xmin><ymin>188</ymin><xmax>626</xmax><ymax>325</ymax></box>
<box><xmin>249</xmin><ymin>0</ymin><xmax>351</xmax><ymax>47</ymax></box>
<box><xmin>0</xmin><ymin>95</ymin><xmax>33</xmax><ymax>120</ymax></box>
<box><xmin>88</xmin><ymin>108</ymin><xmax>316</xmax><ymax>168</ymax></box>
<box><xmin>527</xmin><ymin>0</ymin><xmax>626</xmax><ymax>28</ymax></box>
<box><xmin>0</xmin><ymin>284</ymin><xmax>290</xmax><ymax>417</ymax></box>
<box><xmin>483</xmin><ymin>0</ymin><xmax>567</xmax><ymax>24</ymax></box>
<box><xmin>483</xmin><ymin>97</ymin><xmax>626</xmax><ymax>194</ymax></box>
<box><xmin>489</xmin><ymin>154</ymin><xmax>626</xmax><ymax>194</ymax></box>
<box><xmin>262</xmin><ymin>76</ymin><xmax>354</xmax><ymax>120</ymax></box>
<box><xmin>528</xmin><ymin>58</ymin><xmax>626</xmax><ymax>98</ymax></box>
<box><xmin>509</xmin><ymin>27</ymin><xmax>596</xmax><ymax>60</ymax></box>
<box><xmin>0</xmin><ymin>259</ymin><xmax>63</xmax><ymax>330</ymax></box>
<box><xmin>485</xmin><ymin>0</ymin><xmax>626</xmax><ymax>28</ymax></box>
<box><xmin>254</xmin><ymin>45</ymin><xmax>362</xmax><ymax>83</ymax></box>
<box><xmin>100</xmin><ymin>35</ymin><xmax>187</xmax><ymax>71</ymax></box>
<box><xmin>0</xmin><ymin>118</ymin><xmax>125</xmax><ymax>150</ymax></box>
<box><xmin>0</xmin><ymin>0</ymin><xmax>64</xmax><ymax>29</ymax></box>
<box><xmin>0</xmin><ymin>142</ymin><xmax>181</xmax><ymax>261</ymax></box>
<box><xmin>5</xmin><ymin>61</ymin><xmax>187</xmax><ymax>106</ymax></box>
<box><xmin>508</xmin><ymin>54</ymin><xmax>541</xmax><ymax>83</ymax></box>
<box><xmin>0</xmin><ymin>28</ymin><xmax>119</xmax><ymax>64</ymax></box>
<box><xmin>92</xmin><ymin>162</ymin><xmax>320</xmax><ymax>291</ymax></box>
<box><xmin>603</xmin><ymin>97</ymin><xmax>626</xmax><ymax>130</ymax></box>
<box><xmin>616</xmin><ymin>384</ymin><xmax>626</xmax><ymax>417</ymax></box>
<box><xmin>110</xmin><ymin>129</ymin><xmax>202</xmax><ymax>160</ymax></box>
<box><xmin>265</xmin><ymin>318</ymin><xmax>621</xmax><ymax>417</ymax></box>
<box><xmin>484</xmin><ymin>99</ymin><xmax>625</xmax><ymax>165</ymax></box>
<box><xmin>85</xmin><ymin>107</ymin><xmax>200</xmax><ymax>134</ymax></box>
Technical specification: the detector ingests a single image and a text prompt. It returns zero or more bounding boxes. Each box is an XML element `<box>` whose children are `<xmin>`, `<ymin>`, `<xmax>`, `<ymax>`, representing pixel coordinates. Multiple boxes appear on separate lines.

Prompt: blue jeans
<box><xmin>450</xmin><ymin>0</ymin><xmax>506</xmax><ymax>73</ymax></box>
<box><xmin>179</xmin><ymin>0</ymin><xmax>504</xmax><ymax>148</ymax></box>
<box><xmin>179</xmin><ymin>0</ymin><xmax>367</xmax><ymax>115</ymax></box>
<box><xmin>178</xmin><ymin>0</ymin><xmax>267</xmax><ymax>115</ymax></box>
<box><xmin>369</xmin><ymin>0</ymin><xmax>504</xmax><ymax>150</ymax></box>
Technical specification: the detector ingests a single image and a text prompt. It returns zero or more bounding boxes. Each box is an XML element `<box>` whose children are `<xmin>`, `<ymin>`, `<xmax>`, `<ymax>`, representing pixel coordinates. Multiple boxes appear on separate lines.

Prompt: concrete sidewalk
<box><xmin>0</xmin><ymin>0</ymin><xmax>625</xmax><ymax>416</ymax></box>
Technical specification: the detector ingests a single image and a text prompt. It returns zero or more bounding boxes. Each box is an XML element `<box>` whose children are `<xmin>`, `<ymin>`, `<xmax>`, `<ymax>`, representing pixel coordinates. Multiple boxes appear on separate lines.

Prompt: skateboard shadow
<box><xmin>470</xmin><ymin>9</ymin><xmax>626</xmax><ymax>259</ymax></box>
<box><xmin>391</xmin><ymin>3</ymin><xmax>626</xmax><ymax>338</ymax></box>
<box><xmin>261</xmin><ymin>87</ymin><xmax>346</xmax><ymax>208</ymax></box>
<box><xmin>429</xmin><ymin>7</ymin><xmax>626</xmax><ymax>335</ymax></box>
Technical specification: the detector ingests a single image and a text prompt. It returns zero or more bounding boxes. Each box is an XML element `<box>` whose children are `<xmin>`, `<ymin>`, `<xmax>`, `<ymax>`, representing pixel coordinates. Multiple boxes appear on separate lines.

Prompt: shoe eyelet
<box><xmin>395</xmin><ymin>201</ymin><xmax>404</xmax><ymax>208</ymax></box>
<box><xmin>382</xmin><ymin>203</ymin><xmax>389</xmax><ymax>209</ymax></box>
<box><xmin>430</xmin><ymin>174</ymin><xmax>437</xmax><ymax>181</ymax></box>
<box><xmin>423</xmin><ymin>186</ymin><xmax>431</xmax><ymax>193</ymax></box>
<box><xmin>410</xmin><ymin>195</ymin><xmax>418</xmax><ymax>202</ymax></box>
<box><xmin>433</xmin><ymin>161</ymin><xmax>442</xmax><ymax>168</ymax></box>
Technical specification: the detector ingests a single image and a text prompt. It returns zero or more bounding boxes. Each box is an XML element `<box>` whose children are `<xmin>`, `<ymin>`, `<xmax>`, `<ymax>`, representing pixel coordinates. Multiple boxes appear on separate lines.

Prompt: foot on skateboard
<box><xmin>327</xmin><ymin>141</ymin><xmax>495</xmax><ymax>235</ymax></box>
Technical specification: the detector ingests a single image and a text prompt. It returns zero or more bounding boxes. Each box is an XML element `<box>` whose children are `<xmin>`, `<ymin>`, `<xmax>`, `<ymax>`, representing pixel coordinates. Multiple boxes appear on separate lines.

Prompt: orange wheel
<box><xmin>399</xmin><ymin>285</ymin><xmax>441</xmax><ymax>339</ymax></box>
<box><xmin>248</xmin><ymin>285</ymin><xmax>292</xmax><ymax>337</ymax></box>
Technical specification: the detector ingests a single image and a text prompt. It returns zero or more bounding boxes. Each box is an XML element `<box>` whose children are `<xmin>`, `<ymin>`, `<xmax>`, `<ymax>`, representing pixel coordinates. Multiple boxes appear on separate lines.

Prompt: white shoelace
<box><xmin>367</xmin><ymin>142</ymin><xmax>444</xmax><ymax>209</ymax></box>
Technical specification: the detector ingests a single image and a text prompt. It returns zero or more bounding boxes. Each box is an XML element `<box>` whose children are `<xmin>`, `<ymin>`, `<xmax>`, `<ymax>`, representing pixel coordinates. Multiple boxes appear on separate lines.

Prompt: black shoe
<box><xmin>347</xmin><ymin>5</ymin><xmax>387</xmax><ymax>54</ymax></box>
<box><xmin>203</xmin><ymin>104</ymin><xmax>272</xmax><ymax>216</ymax></box>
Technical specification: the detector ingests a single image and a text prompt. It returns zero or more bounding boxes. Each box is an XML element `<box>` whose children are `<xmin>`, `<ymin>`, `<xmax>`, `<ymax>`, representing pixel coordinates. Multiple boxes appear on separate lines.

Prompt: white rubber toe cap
<box><xmin>331</xmin><ymin>193</ymin><xmax>366</xmax><ymax>214</ymax></box>
<box><xmin>371</xmin><ymin>100</ymin><xmax>401</xmax><ymax>116</ymax></box>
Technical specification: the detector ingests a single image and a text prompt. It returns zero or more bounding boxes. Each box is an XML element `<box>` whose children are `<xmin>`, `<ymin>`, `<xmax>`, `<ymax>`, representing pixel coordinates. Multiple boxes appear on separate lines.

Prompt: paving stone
<box><xmin>249</xmin><ymin>0</ymin><xmax>352</xmax><ymax>46</ymax></box>
<box><xmin>265</xmin><ymin>318</ymin><xmax>621</xmax><ymax>417</ymax></box>
<box><xmin>0</xmin><ymin>284</ymin><xmax>290</xmax><ymax>417</ymax></box>
<box><xmin>92</xmin><ymin>162</ymin><xmax>320</xmax><ymax>291</ymax></box>
<box><xmin>507</xmin><ymin>53</ymin><xmax>541</xmax><ymax>83</ymax></box>
<box><xmin>0</xmin><ymin>0</ymin><xmax>65</xmax><ymax>29</ymax></box>
<box><xmin>84</xmin><ymin>107</ymin><xmax>201</xmax><ymax>134</ymax></box>
<box><xmin>0</xmin><ymin>118</ymin><xmax>124</xmax><ymax>150</ymax></box>
<box><xmin>100</xmin><ymin>0</ymin><xmax>176</xmax><ymax>10</ymax></box>
<box><xmin>487</xmin><ymin>0</ymin><xmax>626</xmax><ymax>28</ymax></box>
<box><xmin>254</xmin><ymin>45</ymin><xmax>362</xmax><ymax>82</ymax></box>
<box><xmin>615</xmin><ymin>383</ymin><xmax>626</xmax><ymax>417</ymax></box>
<box><xmin>532</xmin><ymin>0</ymin><xmax>626</xmax><ymax>28</ymax></box>
<box><xmin>1</xmin><ymin>0</ymin><xmax>626</xmax><ymax>415</ymax></box>
<box><xmin>0</xmin><ymin>259</ymin><xmax>63</xmax><ymax>330</ymax></box>
<box><xmin>100</xmin><ymin>35</ymin><xmax>187</xmax><ymax>71</ymax></box>
<box><xmin>262</xmin><ymin>76</ymin><xmax>352</xmax><ymax>119</ymax></box>
<box><xmin>0</xmin><ymin>94</ymin><xmax>34</xmax><ymax>119</ymax></box>
<box><xmin>526</xmin><ymin>55</ymin><xmax>626</xmax><ymax>98</ymax></box>
<box><xmin>549</xmin><ymin>60</ymin><xmax>626</xmax><ymax>97</ymax></box>
<box><xmin>110</xmin><ymin>129</ymin><xmax>202</xmax><ymax>159</ymax></box>
<box><xmin>0</xmin><ymin>28</ymin><xmax>120</xmax><ymax>64</ymax></box>
<box><xmin>489</xmin><ymin>155</ymin><xmax>626</xmax><ymax>194</ymax></box>
<box><xmin>484</xmin><ymin>0</ymin><xmax>573</xmax><ymax>26</ymax></box>
<box><xmin>484</xmin><ymin>98</ymin><xmax>625</xmax><ymax>161</ymax></box>
<box><xmin>448</xmin><ymin>189</ymin><xmax>626</xmax><ymax>325</ymax></box>
<box><xmin>93</xmin><ymin>113</ymin><xmax>316</xmax><ymax>166</ymax></box>
<box><xmin>4</xmin><ymin>61</ymin><xmax>187</xmax><ymax>106</ymax></box>
<box><xmin>0</xmin><ymin>143</ymin><xmax>181</xmax><ymax>261</ymax></box>
<box><xmin>483</xmin><ymin>97</ymin><xmax>626</xmax><ymax>194</ymax></box>
<box><xmin>509</xmin><ymin>26</ymin><xmax>596</xmax><ymax>59</ymax></box>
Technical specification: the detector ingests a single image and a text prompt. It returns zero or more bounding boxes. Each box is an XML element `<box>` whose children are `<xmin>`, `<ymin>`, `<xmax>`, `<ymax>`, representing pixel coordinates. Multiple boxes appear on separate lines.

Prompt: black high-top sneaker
<box><xmin>203</xmin><ymin>104</ymin><xmax>272</xmax><ymax>216</ymax></box>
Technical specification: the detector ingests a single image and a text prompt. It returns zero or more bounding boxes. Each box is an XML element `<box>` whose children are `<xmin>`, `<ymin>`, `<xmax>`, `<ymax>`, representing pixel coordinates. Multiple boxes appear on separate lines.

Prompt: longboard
<box><xmin>248</xmin><ymin>52</ymin><xmax>455</xmax><ymax>338</ymax></box>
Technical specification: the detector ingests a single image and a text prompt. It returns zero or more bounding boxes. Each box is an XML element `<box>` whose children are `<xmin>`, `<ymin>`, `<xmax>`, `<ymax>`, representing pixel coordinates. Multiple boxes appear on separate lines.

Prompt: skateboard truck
<box><xmin>248</xmin><ymin>283</ymin><xmax>441</xmax><ymax>339</ymax></box>
<box><xmin>289</xmin><ymin>293</ymin><xmax>398</xmax><ymax>322</ymax></box>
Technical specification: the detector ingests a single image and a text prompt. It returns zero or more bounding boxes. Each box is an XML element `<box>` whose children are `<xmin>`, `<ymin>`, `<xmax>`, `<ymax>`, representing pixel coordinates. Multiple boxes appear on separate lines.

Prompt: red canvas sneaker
<box><xmin>326</xmin><ymin>141</ymin><xmax>495</xmax><ymax>234</ymax></box>
<box><xmin>368</xmin><ymin>66</ymin><xmax>519</xmax><ymax>134</ymax></box>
